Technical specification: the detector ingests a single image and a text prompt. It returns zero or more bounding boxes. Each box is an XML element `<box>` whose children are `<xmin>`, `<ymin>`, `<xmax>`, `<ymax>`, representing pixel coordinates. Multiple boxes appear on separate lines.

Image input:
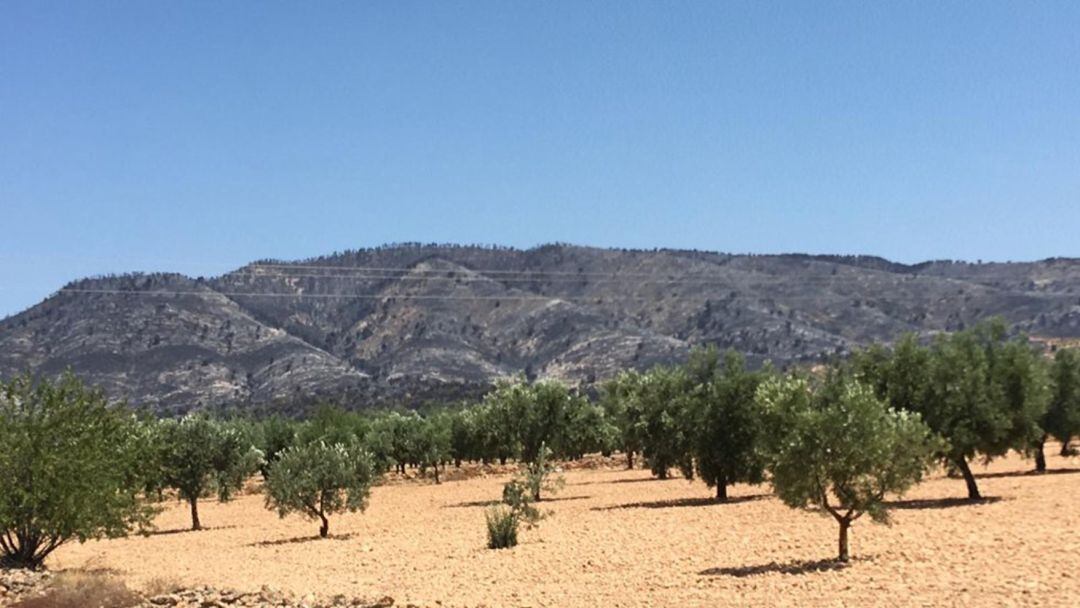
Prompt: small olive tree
<box><xmin>520</xmin><ymin>443</ymin><xmax>565</xmax><ymax>501</ymax></box>
<box><xmin>486</xmin><ymin>470</ymin><xmax>547</xmax><ymax>550</ymax></box>
<box><xmin>264</xmin><ymin>440</ymin><xmax>375</xmax><ymax>538</ymax></box>
<box><xmin>159</xmin><ymin>416</ymin><xmax>262</xmax><ymax>530</ymax></box>
<box><xmin>0</xmin><ymin>373</ymin><xmax>156</xmax><ymax>569</ymax></box>
<box><xmin>759</xmin><ymin>375</ymin><xmax>937</xmax><ymax>562</ymax></box>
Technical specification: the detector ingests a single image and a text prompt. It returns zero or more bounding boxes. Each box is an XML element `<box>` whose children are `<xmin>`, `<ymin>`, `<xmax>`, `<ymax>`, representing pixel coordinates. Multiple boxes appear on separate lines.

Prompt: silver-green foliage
<box><xmin>759</xmin><ymin>375</ymin><xmax>938</xmax><ymax>562</ymax></box>
<box><xmin>264</xmin><ymin>440</ymin><xmax>374</xmax><ymax>538</ymax></box>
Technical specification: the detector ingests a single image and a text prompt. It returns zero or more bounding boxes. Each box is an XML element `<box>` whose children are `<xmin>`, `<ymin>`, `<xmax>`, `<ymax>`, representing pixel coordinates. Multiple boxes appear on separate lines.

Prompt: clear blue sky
<box><xmin>2</xmin><ymin>2</ymin><xmax>1079</xmax><ymax>316</ymax></box>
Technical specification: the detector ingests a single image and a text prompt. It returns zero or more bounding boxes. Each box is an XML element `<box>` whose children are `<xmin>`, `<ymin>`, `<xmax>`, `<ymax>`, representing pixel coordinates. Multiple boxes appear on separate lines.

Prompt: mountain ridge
<box><xmin>3</xmin><ymin>243</ymin><xmax>1079</xmax><ymax>414</ymax></box>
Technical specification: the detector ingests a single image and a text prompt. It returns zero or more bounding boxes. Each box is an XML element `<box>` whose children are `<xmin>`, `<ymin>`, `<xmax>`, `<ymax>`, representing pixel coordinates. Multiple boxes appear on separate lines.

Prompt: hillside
<box><xmin>2</xmin><ymin>244</ymin><xmax>1078</xmax><ymax>414</ymax></box>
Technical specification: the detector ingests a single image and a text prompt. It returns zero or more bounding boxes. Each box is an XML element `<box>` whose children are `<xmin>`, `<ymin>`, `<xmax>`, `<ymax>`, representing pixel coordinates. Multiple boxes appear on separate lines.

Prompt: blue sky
<box><xmin>2</xmin><ymin>2</ymin><xmax>1079</xmax><ymax>316</ymax></box>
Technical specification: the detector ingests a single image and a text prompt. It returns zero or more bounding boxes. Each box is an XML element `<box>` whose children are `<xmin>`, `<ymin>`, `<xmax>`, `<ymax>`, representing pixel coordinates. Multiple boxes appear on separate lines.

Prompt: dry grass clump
<box><xmin>141</xmin><ymin>575</ymin><xmax>184</xmax><ymax>596</ymax></box>
<box><xmin>11</xmin><ymin>572</ymin><xmax>142</xmax><ymax>608</ymax></box>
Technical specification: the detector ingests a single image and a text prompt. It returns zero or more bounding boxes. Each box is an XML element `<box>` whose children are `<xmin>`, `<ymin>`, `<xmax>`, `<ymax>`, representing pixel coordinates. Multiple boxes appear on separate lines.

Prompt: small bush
<box><xmin>501</xmin><ymin>480</ymin><xmax>542</xmax><ymax>527</ymax></box>
<box><xmin>485</xmin><ymin>505</ymin><xmax>519</xmax><ymax>549</ymax></box>
<box><xmin>521</xmin><ymin>444</ymin><xmax>565</xmax><ymax>501</ymax></box>
<box><xmin>12</xmin><ymin>572</ymin><xmax>142</xmax><ymax>608</ymax></box>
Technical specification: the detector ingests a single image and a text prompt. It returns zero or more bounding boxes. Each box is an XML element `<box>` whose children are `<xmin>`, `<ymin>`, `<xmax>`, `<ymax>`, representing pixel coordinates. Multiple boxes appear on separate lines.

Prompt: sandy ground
<box><xmin>49</xmin><ymin>449</ymin><xmax>1080</xmax><ymax>607</ymax></box>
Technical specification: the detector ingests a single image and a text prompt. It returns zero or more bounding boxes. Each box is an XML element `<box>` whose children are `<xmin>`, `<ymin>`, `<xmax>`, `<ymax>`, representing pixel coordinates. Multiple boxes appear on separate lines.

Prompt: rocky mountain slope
<box><xmin>2</xmin><ymin>244</ymin><xmax>1078</xmax><ymax>414</ymax></box>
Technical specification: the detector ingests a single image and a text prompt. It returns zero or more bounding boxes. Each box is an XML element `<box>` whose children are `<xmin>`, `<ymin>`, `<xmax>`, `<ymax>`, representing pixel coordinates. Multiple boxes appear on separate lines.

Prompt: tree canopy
<box><xmin>0</xmin><ymin>373</ymin><xmax>156</xmax><ymax>568</ymax></box>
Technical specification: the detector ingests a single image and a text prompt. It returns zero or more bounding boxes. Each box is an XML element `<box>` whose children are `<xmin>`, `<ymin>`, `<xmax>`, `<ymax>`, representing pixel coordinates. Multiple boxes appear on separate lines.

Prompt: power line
<box><xmin>246</xmin><ymin>262</ymin><xmax>930</xmax><ymax>280</ymax></box>
<box><xmin>55</xmin><ymin>286</ymin><xmax>1066</xmax><ymax>304</ymax></box>
<box><xmin>225</xmin><ymin>269</ymin><xmax>946</xmax><ymax>285</ymax></box>
<box><xmin>56</xmin><ymin>288</ymin><xmax>643</xmax><ymax>302</ymax></box>
<box><xmin>246</xmin><ymin>262</ymin><xmax>684</xmax><ymax>278</ymax></box>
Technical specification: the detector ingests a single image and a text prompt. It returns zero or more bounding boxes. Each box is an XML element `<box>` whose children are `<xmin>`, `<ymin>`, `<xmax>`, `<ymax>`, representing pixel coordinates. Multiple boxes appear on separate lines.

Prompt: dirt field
<box><xmin>48</xmin><ymin>450</ymin><xmax>1079</xmax><ymax>607</ymax></box>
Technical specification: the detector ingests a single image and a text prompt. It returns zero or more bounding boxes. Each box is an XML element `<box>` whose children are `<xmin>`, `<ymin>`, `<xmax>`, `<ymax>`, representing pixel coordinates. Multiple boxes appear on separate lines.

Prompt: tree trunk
<box><xmin>0</xmin><ymin>532</ymin><xmax>46</xmax><ymax>569</ymax></box>
<box><xmin>499</xmin><ymin>456</ymin><xmax>507</xmax><ymax>465</ymax></box>
<box><xmin>434</xmin><ymin>465</ymin><xmax>441</xmax><ymax>484</ymax></box>
<box><xmin>1035</xmin><ymin>434</ymin><xmax>1047</xmax><ymax>473</ymax></box>
<box><xmin>954</xmin><ymin>456</ymin><xmax>982</xmax><ymax>500</ymax></box>
<box><xmin>716</xmin><ymin>482</ymin><xmax>728</xmax><ymax>501</ymax></box>
<box><xmin>455</xmin><ymin>458</ymin><xmax>462</xmax><ymax>468</ymax></box>
<box><xmin>318</xmin><ymin>512</ymin><xmax>329</xmax><ymax>538</ymax></box>
<box><xmin>626</xmin><ymin>450</ymin><xmax>634</xmax><ymax>469</ymax></box>
<box><xmin>189</xmin><ymin>497</ymin><xmax>201</xmax><ymax>531</ymax></box>
<box><xmin>1062</xmin><ymin>438</ymin><xmax>1073</xmax><ymax>457</ymax></box>
<box><xmin>837</xmin><ymin>518</ymin><xmax>851</xmax><ymax>563</ymax></box>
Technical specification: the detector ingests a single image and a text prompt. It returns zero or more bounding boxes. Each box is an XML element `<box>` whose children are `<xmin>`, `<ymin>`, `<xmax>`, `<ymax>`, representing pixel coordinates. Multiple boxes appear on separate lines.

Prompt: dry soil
<box><xmin>48</xmin><ymin>450</ymin><xmax>1080</xmax><ymax>607</ymax></box>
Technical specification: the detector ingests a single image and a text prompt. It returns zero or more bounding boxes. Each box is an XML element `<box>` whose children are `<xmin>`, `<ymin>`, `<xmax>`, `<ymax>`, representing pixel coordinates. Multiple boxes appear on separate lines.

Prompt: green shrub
<box><xmin>485</xmin><ymin>505</ymin><xmax>519</xmax><ymax>549</ymax></box>
<box><xmin>521</xmin><ymin>444</ymin><xmax>564</xmax><ymax>501</ymax></box>
<box><xmin>501</xmin><ymin>479</ymin><xmax>542</xmax><ymax>526</ymax></box>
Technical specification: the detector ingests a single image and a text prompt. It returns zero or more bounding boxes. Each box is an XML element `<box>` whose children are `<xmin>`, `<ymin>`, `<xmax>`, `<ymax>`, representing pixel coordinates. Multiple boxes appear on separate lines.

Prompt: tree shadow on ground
<box><xmin>445</xmin><ymin>495</ymin><xmax>590</xmax><ymax>509</ymax></box>
<box><xmin>608</xmin><ymin>476</ymin><xmax>676</xmax><ymax>484</ymax></box>
<box><xmin>975</xmin><ymin>467</ymin><xmax>1080</xmax><ymax>480</ymax></box>
<box><xmin>699</xmin><ymin>557</ymin><xmax>853</xmax><ymax>578</ymax></box>
<box><xmin>592</xmin><ymin>494</ymin><xmax>770</xmax><ymax>512</ymax></box>
<box><xmin>884</xmin><ymin>496</ymin><xmax>1003</xmax><ymax>510</ymax></box>
<box><xmin>567</xmin><ymin>474</ymin><xmax>638</xmax><ymax>486</ymax></box>
<box><xmin>537</xmin><ymin>495</ymin><xmax>590</xmax><ymax>503</ymax></box>
<box><xmin>445</xmin><ymin>499</ymin><xmax>501</xmax><ymax>508</ymax></box>
<box><xmin>55</xmin><ymin>566</ymin><xmax>126</xmax><ymax>576</ymax></box>
<box><xmin>248</xmin><ymin>533</ymin><xmax>355</xmax><ymax>547</ymax></box>
<box><xmin>143</xmin><ymin>525</ymin><xmax>237</xmax><ymax>537</ymax></box>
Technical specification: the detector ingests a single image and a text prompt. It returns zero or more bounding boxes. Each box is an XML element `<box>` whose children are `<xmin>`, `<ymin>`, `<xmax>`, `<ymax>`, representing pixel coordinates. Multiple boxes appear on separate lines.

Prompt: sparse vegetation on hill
<box><xmin>3</xmin><ymin>244</ymin><xmax>1080</xmax><ymax>413</ymax></box>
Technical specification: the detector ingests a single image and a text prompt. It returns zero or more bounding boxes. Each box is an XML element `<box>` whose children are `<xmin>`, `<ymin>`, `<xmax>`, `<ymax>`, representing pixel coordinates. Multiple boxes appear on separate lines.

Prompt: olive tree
<box><xmin>482</xmin><ymin>379</ymin><xmax>591</xmax><ymax>498</ymax></box>
<box><xmin>1038</xmin><ymin>348</ymin><xmax>1080</xmax><ymax>469</ymax></box>
<box><xmin>853</xmin><ymin>321</ymin><xmax>1049</xmax><ymax>500</ymax></box>
<box><xmin>600</xmin><ymin>370</ymin><xmax>647</xmax><ymax>469</ymax></box>
<box><xmin>0</xmin><ymin>373</ymin><xmax>156</xmax><ymax>569</ymax></box>
<box><xmin>254</xmin><ymin>415</ymin><xmax>298</xmax><ymax>479</ymax></box>
<box><xmin>759</xmin><ymin>375</ymin><xmax>937</xmax><ymax>562</ymax></box>
<box><xmin>636</xmin><ymin>366</ymin><xmax>693</xmax><ymax>479</ymax></box>
<box><xmin>264</xmin><ymin>440</ymin><xmax>375</xmax><ymax>538</ymax></box>
<box><xmin>415</xmin><ymin>413</ymin><xmax>453</xmax><ymax>483</ymax></box>
<box><xmin>449</xmin><ymin>406</ymin><xmax>480</xmax><ymax>467</ymax></box>
<box><xmin>683</xmin><ymin>349</ymin><xmax>769</xmax><ymax>501</ymax></box>
<box><xmin>368</xmin><ymin>411</ymin><xmax>424</xmax><ymax>474</ymax></box>
<box><xmin>159</xmin><ymin>416</ymin><xmax>262</xmax><ymax>530</ymax></box>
